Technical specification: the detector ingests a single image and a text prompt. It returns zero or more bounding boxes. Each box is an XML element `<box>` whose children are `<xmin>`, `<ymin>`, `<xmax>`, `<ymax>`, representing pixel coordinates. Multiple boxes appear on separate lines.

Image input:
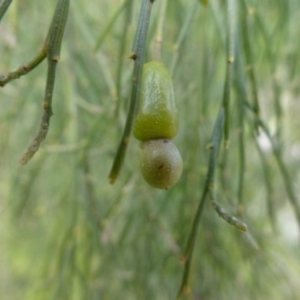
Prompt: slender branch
<box><xmin>210</xmin><ymin>195</ymin><xmax>247</xmax><ymax>231</ymax></box>
<box><xmin>94</xmin><ymin>0</ymin><xmax>128</xmax><ymax>52</ymax></box>
<box><xmin>177</xmin><ymin>108</ymin><xmax>225</xmax><ymax>299</ymax></box>
<box><xmin>0</xmin><ymin>0</ymin><xmax>70</xmax><ymax>89</ymax></box>
<box><xmin>0</xmin><ymin>48</ymin><xmax>47</xmax><ymax>87</ymax></box>
<box><xmin>241</xmin><ymin>0</ymin><xmax>260</xmax><ymax>132</ymax></box>
<box><xmin>251</xmin><ymin>1</ymin><xmax>282</xmax><ymax>138</ymax></box>
<box><xmin>0</xmin><ymin>0</ymin><xmax>12</xmax><ymax>21</ymax></box>
<box><xmin>253</xmin><ymin>135</ymin><xmax>277</xmax><ymax>232</ymax></box>
<box><xmin>109</xmin><ymin>0</ymin><xmax>154</xmax><ymax>183</ymax></box>
<box><xmin>257</xmin><ymin>120</ymin><xmax>300</xmax><ymax>232</ymax></box>
<box><xmin>245</xmin><ymin>102</ymin><xmax>300</xmax><ymax>234</ymax></box>
<box><xmin>170</xmin><ymin>0</ymin><xmax>199</xmax><ymax>75</ymax></box>
<box><xmin>115</xmin><ymin>0</ymin><xmax>133</xmax><ymax>118</ymax></box>
<box><xmin>218</xmin><ymin>0</ymin><xmax>236</xmax><ymax>192</ymax></box>
<box><xmin>234</xmin><ymin>41</ymin><xmax>247</xmax><ymax>208</ymax></box>
<box><xmin>19</xmin><ymin>58</ymin><xmax>57</xmax><ymax>164</ymax></box>
<box><xmin>177</xmin><ymin>3</ymin><xmax>240</xmax><ymax>295</ymax></box>
<box><xmin>223</xmin><ymin>0</ymin><xmax>236</xmax><ymax>147</ymax></box>
<box><xmin>44</xmin><ymin>0</ymin><xmax>70</xmax><ymax>60</ymax></box>
<box><xmin>153</xmin><ymin>0</ymin><xmax>168</xmax><ymax>61</ymax></box>
<box><xmin>20</xmin><ymin>0</ymin><xmax>69</xmax><ymax>164</ymax></box>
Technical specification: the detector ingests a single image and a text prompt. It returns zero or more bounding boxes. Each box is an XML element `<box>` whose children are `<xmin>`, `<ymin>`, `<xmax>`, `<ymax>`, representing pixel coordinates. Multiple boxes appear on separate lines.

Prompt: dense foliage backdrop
<box><xmin>1</xmin><ymin>0</ymin><xmax>300</xmax><ymax>299</ymax></box>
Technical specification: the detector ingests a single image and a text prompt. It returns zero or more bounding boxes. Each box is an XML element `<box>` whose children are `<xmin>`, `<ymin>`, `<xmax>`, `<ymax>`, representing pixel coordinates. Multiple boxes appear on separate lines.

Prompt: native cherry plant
<box><xmin>2</xmin><ymin>0</ymin><xmax>300</xmax><ymax>298</ymax></box>
<box><xmin>107</xmin><ymin>1</ymin><xmax>247</xmax><ymax>297</ymax></box>
<box><xmin>0</xmin><ymin>0</ymin><xmax>247</xmax><ymax>297</ymax></box>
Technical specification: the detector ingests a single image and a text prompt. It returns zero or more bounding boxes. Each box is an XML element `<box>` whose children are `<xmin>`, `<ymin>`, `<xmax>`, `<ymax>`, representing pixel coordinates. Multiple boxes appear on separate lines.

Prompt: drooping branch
<box><xmin>0</xmin><ymin>0</ymin><xmax>13</xmax><ymax>22</ymax></box>
<box><xmin>109</xmin><ymin>0</ymin><xmax>154</xmax><ymax>183</ymax></box>
<box><xmin>20</xmin><ymin>0</ymin><xmax>70</xmax><ymax>164</ymax></box>
<box><xmin>0</xmin><ymin>48</ymin><xmax>47</xmax><ymax>87</ymax></box>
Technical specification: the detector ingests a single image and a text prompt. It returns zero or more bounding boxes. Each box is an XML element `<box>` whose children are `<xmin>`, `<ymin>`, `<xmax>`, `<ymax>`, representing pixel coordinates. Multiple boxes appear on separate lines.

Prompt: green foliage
<box><xmin>1</xmin><ymin>0</ymin><xmax>300</xmax><ymax>299</ymax></box>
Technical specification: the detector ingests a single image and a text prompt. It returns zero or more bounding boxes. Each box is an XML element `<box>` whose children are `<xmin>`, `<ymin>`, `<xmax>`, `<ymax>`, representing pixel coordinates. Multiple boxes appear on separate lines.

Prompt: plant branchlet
<box><xmin>0</xmin><ymin>0</ymin><xmax>13</xmax><ymax>21</ymax></box>
<box><xmin>20</xmin><ymin>0</ymin><xmax>69</xmax><ymax>164</ymax></box>
<box><xmin>109</xmin><ymin>0</ymin><xmax>154</xmax><ymax>183</ymax></box>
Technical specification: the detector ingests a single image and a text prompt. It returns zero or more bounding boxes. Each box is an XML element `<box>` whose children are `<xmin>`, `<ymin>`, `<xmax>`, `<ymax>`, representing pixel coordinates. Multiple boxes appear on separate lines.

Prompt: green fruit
<box><xmin>140</xmin><ymin>139</ymin><xmax>183</xmax><ymax>190</ymax></box>
<box><xmin>133</xmin><ymin>61</ymin><xmax>179</xmax><ymax>141</ymax></box>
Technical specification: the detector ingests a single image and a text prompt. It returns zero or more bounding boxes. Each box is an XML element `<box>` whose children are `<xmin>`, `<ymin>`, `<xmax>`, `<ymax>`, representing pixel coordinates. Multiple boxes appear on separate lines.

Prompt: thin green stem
<box><xmin>0</xmin><ymin>48</ymin><xmax>47</xmax><ymax>87</ymax></box>
<box><xmin>245</xmin><ymin>102</ymin><xmax>300</xmax><ymax>235</ymax></box>
<box><xmin>0</xmin><ymin>0</ymin><xmax>12</xmax><ymax>21</ymax></box>
<box><xmin>177</xmin><ymin>108</ymin><xmax>225</xmax><ymax>299</ymax></box>
<box><xmin>132</xmin><ymin>0</ymin><xmax>150</xmax><ymax>52</ymax></box>
<box><xmin>109</xmin><ymin>0</ymin><xmax>154</xmax><ymax>183</ymax></box>
<box><xmin>250</xmin><ymin>0</ymin><xmax>282</xmax><ymax>138</ymax></box>
<box><xmin>115</xmin><ymin>0</ymin><xmax>133</xmax><ymax>118</ymax></box>
<box><xmin>235</xmin><ymin>41</ymin><xmax>246</xmax><ymax>208</ymax></box>
<box><xmin>20</xmin><ymin>0</ymin><xmax>69</xmax><ymax>164</ymax></box>
<box><xmin>253</xmin><ymin>135</ymin><xmax>277</xmax><ymax>233</ymax></box>
<box><xmin>45</xmin><ymin>0</ymin><xmax>70</xmax><ymax>60</ymax></box>
<box><xmin>241</xmin><ymin>0</ymin><xmax>260</xmax><ymax>131</ymax></box>
<box><xmin>170</xmin><ymin>0</ymin><xmax>199</xmax><ymax>75</ymax></box>
<box><xmin>258</xmin><ymin>120</ymin><xmax>300</xmax><ymax>232</ymax></box>
<box><xmin>19</xmin><ymin>59</ymin><xmax>57</xmax><ymax>165</ymax></box>
<box><xmin>153</xmin><ymin>0</ymin><xmax>168</xmax><ymax>61</ymax></box>
<box><xmin>223</xmin><ymin>0</ymin><xmax>236</xmax><ymax>147</ymax></box>
<box><xmin>210</xmin><ymin>194</ymin><xmax>247</xmax><ymax>231</ymax></box>
<box><xmin>94</xmin><ymin>0</ymin><xmax>128</xmax><ymax>52</ymax></box>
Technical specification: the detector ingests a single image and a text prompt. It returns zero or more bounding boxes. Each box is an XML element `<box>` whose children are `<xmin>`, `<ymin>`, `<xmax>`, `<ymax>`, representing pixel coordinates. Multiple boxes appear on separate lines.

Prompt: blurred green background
<box><xmin>1</xmin><ymin>0</ymin><xmax>300</xmax><ymax>299</ymax></box>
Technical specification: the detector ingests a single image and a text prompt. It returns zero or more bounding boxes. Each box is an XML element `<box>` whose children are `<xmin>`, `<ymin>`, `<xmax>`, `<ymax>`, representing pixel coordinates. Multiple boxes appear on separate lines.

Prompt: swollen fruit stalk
<box><xmin>133</xmin><ymin>61</ymin><xmax>179</xmax><ymax>142</ymax></box>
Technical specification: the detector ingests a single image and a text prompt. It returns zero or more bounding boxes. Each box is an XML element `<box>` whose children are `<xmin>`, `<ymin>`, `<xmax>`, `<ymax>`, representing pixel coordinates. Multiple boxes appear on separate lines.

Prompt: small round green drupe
<box><xmin>140</xmin><ymin>139</ymin><xmax>183</xmax><ymax>190</ymax></box>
